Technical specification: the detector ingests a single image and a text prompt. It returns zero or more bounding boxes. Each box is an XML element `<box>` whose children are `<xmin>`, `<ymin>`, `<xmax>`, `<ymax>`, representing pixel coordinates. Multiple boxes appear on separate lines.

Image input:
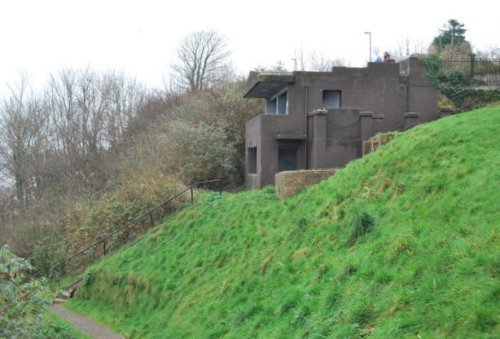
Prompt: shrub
<box><xmin>0</xmin><ymin>245</ymin><xmax>72</xmax><ymax>338</ymax></box>
<box><xmin>166</xmin><ymin>120</ymin><xmax>239</xmax><ymax>185</ymax></box>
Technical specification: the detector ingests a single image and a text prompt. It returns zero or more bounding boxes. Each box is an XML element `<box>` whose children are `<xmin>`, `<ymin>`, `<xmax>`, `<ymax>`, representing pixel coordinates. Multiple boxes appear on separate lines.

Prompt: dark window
<box><xmin>248</xmin><ymin>147</ymin><xmax>257</xmax><ymax>174</ymax></box>
<box><xmin>278</xmin><ymin>148</ymin><xmax>297</xmax><ymax>171</ymax></box>
<box><xmin>277</xmin><ymin>91</ymin><xmax>287</xmax><ymax>115</ymax></box>
<box><xmin>323</xmin><ymin>90</ymin><xmax>341</xmax><ymax>108</ymax></box>
<box><xmin>266</xmin><ymin>99</ymin><xmax>276</xmax><ymax>114</ymax></box>
<box><xmin>266</xmin><ymin>90</ymin><xmax>288</xmax><ymax>115</ymax></box>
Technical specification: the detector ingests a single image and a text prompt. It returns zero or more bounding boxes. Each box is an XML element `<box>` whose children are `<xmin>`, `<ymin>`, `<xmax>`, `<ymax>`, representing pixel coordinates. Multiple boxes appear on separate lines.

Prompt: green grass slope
<box><xmin>66</xmin><ymin>107</ymin><xmax>499</xmax><ymax>338</ymax></box>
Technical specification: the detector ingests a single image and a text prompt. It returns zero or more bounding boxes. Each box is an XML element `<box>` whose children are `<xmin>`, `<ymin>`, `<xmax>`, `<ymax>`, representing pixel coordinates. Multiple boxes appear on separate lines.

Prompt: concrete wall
<box><xmin>307</xmin><ymin>108</ymin><xmax>385</xmax><ymax>169</ymax></box>
<box><xmin>245</xmin><ymin>115</ymin><xmax>261</xmax><ymax>189</ymax></box>
<box><xmin>275</xmin><ymin>169</ymin><xmax>336</xmax><ymax>199</ymax></box>
<box><xmin>290</xmin><ymin>63</ymin><xmax>405</xmax><ymax>132</ymax></box>
<box><xmin>399</xmin><ymin>57</ymin><xmax>439</xmax><ymax>123</ymax></box>
<box><xmin>245</xmin><ymin>114</ymin><xmax>307</xmax><ymax>188</ymax></box>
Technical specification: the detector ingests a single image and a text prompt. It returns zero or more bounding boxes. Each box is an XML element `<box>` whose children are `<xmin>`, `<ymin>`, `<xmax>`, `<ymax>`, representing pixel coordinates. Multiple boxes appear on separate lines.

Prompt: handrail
<box><xmin>51</xmin><ymin>179</ymin><xmax>222</xmax><ymax>280</ymax></box>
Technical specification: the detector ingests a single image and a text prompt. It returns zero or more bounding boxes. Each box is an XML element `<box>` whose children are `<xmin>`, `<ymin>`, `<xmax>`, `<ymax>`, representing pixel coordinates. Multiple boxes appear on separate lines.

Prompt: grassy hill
<box><xmin>66</xmin><ymin>107</ymin><xmax>499</xmax><ymax>338</ymax></box>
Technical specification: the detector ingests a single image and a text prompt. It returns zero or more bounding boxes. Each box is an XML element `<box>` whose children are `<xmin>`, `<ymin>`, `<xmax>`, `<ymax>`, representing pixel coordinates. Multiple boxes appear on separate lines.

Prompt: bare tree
<box><xmin>292</xmin><ymin>47</ymin><xmax>306</xmax><ymax>71</ymax></box>
<box><xmin>102</xmin><ymin>72</ymin><xmax>145</xmax><ymax>149</ymax></box>
<box><xmin>0</xmin><ymin>187</ymin><xmax>12</xmax><ymax>244</ymax></box>
<box><xmin>291</xmin><ymin>47</ymin><xmax>348</xmax><ymax>72</ymax></box>
<box><xmin>0</xmin><ymin>75</ymin><xmax>48</xmax><ymax>207</ymax></box>
<box><xmin>476</xmin><ymin>46</ymin><xmax>500</xmax><ymax>60</ymax></box>
<box><xmin>171</xmin><ymin>31</ymin><xmax>232</xmax><ymax>93</ymax></box>
<box><xmin>309</xmin><ymin>52</ymin><xmax>348</xmax><ymax>71</ymax></box>
<box><xmin>392</xmin><ymin>37</ymin><xmax>428</xmax><ymax>59</ymax></box>
<box><xmin>45</xmin><ymin>68</ymin><xmax>145</xmax><ymax>190</ymax></box>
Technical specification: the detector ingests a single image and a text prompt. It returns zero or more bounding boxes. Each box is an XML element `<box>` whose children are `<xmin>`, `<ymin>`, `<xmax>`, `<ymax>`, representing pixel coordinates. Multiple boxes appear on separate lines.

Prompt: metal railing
<box><xmin>440</xmin><ymin>57</ymin><xmax>500</xmax><ymax>87</ymax></box>
<box><xmin>50</xmin><ymin>179</ymin><xmax>222</xmax><ymax>282</ymax></box>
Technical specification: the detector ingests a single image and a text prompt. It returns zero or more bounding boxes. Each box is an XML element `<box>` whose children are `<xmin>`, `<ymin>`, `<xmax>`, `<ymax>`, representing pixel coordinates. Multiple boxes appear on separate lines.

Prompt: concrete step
<box><xmin>53</xmin><ymin>298</ymin><xmax>67</xmax><ymax>304</ymax></box>
<box><xmin>55</xmin><ymin>276</ymin><xmax>84</xmax><ymax>300</ymax></box>
<box><xmin>67</xmin><ymin>277</ymin><xmax>83</xmax><ymax>291</ymax></box>
<box><xmin>60</xmin><ymin>290</ymin><xmax>72</xmax><ymax>299</ymax></box>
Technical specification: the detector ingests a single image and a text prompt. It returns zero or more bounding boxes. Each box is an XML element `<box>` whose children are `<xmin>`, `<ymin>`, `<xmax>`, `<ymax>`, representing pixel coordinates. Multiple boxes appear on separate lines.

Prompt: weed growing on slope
<box><xmin>347</xmin><ymin>207</ymin><xmax>377</xmax><ymax>245</ymax></box>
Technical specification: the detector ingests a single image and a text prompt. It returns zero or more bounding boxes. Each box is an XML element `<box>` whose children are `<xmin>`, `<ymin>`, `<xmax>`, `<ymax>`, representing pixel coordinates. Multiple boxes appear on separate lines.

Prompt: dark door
<box><xmin>278</xmin><ymin>148</ymin><xmax>297</xmax><ymax>171</ymax></box>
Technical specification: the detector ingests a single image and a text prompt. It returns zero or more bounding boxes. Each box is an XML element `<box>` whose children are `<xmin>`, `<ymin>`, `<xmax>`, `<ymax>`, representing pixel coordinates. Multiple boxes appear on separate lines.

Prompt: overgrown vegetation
<box><xmin>0</xmin><ymin>245</ymin><xmax>77</xmax><ymax>338</ymax></box>
<box><xmin>425</xmin><ymin>19</ymin><xmax>500</xmax><ymax>111</ymax></box>
<box><xmin>0</xmin><ymin>27</ymin><xmax>264</xmax><ymax>276</ymax></box>
<box><xmin>66</xmin><ymin>107</ymin><xmax>499</xmax><ymax>337</ymax></box>
<box><xmin>0</xmin><ymin>74</ymin><xmax>261</xmax><ymax>275</ymax></box>
<box><xmin>424</xmin><ymin>55</ymin><xmax>500</xmax><ymax>109</ymax></box>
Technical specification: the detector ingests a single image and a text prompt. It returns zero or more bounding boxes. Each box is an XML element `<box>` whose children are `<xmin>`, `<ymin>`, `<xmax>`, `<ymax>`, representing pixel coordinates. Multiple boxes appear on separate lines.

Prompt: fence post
<box><xmin>149</xmin><ymin>212</ymin><xmax>154</xmax><ymax>227</ymax></box>
<box><xmin>470</xmin><ymin>53</ymin><xmax>476</xmax><ymax>78</ymax></box>
<box><xmin>190</xmin><ymin>187</ymin><xmax>194</xmax><ymax>205</ymax></box>
<box><xmin>102</xmin><ymin>240</ymin><xmax>107</xmax><ymax>255</ymax></box>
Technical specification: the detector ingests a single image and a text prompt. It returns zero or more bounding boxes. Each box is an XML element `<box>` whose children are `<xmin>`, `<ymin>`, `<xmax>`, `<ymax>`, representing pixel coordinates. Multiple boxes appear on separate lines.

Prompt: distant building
<box><xmin>243</xmin><ymin>57</ymin><xmax>438</xmax><ymax>189</ymax></box>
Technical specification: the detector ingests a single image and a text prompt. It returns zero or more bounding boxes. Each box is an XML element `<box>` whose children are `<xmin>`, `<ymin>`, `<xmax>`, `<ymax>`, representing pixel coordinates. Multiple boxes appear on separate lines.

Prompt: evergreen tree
<box><xmin>431</xmin><ymin>19</ymin><xmax>468</xmax><ymax>52</ymax></box>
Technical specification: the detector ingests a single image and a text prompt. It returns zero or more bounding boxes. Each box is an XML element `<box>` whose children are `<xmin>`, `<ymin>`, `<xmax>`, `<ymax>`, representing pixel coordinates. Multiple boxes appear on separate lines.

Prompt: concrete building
<box><xmin>244</xmin><ymin>57</ymin><xmax>438</xmax><ymax>189</ymax></box>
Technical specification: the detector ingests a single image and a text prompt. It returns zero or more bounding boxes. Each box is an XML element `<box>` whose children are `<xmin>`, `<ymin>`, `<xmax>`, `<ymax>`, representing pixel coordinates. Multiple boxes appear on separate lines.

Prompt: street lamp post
<box><xmin>364</xmin><ymin>31</ymin><xmax>372</xmax><ymax>62</ymax></box>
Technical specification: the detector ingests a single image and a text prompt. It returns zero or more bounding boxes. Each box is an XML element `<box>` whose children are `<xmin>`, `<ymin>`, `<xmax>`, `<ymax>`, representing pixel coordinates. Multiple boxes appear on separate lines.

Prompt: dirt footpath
<box><xmin>48</xmin><ymin>304</ymin><xmax>124</xmax><ymax>339</ymax></box>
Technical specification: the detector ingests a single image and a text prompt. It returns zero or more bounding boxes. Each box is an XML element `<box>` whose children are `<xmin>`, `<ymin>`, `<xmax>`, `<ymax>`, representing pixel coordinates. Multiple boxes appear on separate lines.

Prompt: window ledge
<box><xmin>276</xmin><ymin>134</ymin><xmax>307</xmax><ymax>140</ymax></box>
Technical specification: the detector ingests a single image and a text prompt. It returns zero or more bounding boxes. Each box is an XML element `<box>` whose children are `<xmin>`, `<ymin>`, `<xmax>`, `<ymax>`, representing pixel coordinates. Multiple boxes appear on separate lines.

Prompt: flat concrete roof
<box><xmin>244</xmin><ymin>72</ymin><xmax>295</xmax><ymax>99</ymax></box>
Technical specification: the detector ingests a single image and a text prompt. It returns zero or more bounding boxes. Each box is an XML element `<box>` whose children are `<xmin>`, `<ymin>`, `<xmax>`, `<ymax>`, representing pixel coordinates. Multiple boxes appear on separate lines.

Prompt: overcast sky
<box><xmin>0</xmin><ymin>0</ymin><xmax>498</xmax><ymax>95</ymax></box>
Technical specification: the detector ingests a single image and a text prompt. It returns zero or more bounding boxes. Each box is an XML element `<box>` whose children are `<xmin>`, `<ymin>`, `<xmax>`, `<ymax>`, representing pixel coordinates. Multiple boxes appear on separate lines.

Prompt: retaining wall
<box><xmin>275</xmin><ymin>169</ymin><xmax>336</xmax><ymax>199</ymax></box>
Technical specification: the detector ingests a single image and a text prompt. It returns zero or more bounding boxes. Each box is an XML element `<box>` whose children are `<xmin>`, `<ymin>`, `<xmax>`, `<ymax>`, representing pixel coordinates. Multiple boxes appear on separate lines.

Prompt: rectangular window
<box><xmin>277</xmin><ymin>91</ymin><xmax>287</xmax><ymax>115</ymax></box>
<box><xmin>266</xmin><ymin>90</ymin><xmax>288</xmax><ymax>115</ymax></box>
<box><xmin>323</xmin><ymin>90</ymin><xmax>341</xmax><ymax>108</ymax></box>
<box><xmin>248</xmin><ymin>147</ymin><xmax>257</xmax><ymax>174</ymax></box>
<box><xmin>266</xmin><ymin>99</ymin><xmax>276</xmax><ymax>114</ymax></box>
<box><xmin>278</xmin><ymin>147</ymin><xmax>297</xmax><ymax>172</ymax></box>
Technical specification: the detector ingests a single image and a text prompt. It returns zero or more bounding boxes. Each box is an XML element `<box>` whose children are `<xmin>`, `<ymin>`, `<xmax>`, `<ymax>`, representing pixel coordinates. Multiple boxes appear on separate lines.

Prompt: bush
<box><xmin>0</xmin><ymin>245</ymin><xmax>72</xmax><ymax>338</ymax></box>
<box><xmin>166</xmin><ymin>120</ymin><xmax>239</xmax><ymax>185</ymax></box>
